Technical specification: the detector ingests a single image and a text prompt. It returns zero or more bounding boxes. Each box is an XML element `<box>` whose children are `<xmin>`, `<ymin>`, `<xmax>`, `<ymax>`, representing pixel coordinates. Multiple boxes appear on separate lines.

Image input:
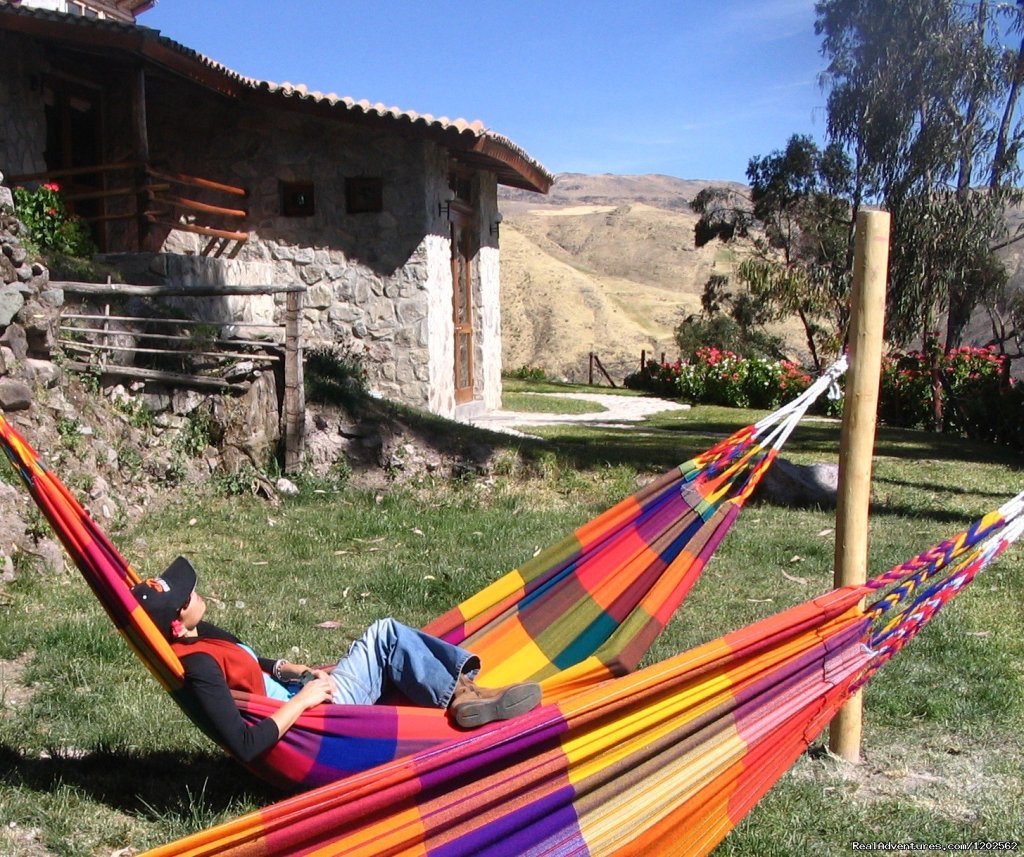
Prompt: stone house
<box><xmin>0</xmin><ymin>4</ymin><xmax>551</xmax><ymax>419</ymax></box>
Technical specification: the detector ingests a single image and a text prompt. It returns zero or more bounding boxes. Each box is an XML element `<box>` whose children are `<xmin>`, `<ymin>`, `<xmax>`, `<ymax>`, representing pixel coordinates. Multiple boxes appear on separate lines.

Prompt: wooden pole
<box><xmin>132</xmin><ymin>66</ymin><xmax>150</xmax><ymax>251</ymax></box>
<box><xmin>283</xmin><ymin>289</ymin><xmax>305</xmax><ymax>474</ymax></box>
<box><xmin>829</xmin><ymin>208</ymin><xmax>890</xmax><ymax>763</ymax></box>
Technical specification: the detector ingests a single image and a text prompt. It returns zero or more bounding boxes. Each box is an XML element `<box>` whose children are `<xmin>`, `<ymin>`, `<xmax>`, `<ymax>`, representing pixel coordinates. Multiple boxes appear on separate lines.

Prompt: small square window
<box><xmin>281</xmin><ymin>181</ymin><xmax>315</xmax><ymax>217</ymax></box>
<box><xmin>345</xmin><ymin>177</ymin><xmax>383</xmax><ymax>214</ymax></box>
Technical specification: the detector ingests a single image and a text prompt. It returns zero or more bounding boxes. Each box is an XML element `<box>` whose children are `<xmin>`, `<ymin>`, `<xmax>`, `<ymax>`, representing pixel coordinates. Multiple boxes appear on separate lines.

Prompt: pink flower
<box><xmin>42</xmin><ymin>182</ymin><xmax>61</xmax><ymax>192</ymax></box>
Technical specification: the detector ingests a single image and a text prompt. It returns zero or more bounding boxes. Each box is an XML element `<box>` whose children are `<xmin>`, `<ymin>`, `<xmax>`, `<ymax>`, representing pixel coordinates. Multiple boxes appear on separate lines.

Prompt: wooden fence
<box><xmin>55</xmin><ymin>281</ymin><xmax>305</xmax><ymax>473</ymax></box>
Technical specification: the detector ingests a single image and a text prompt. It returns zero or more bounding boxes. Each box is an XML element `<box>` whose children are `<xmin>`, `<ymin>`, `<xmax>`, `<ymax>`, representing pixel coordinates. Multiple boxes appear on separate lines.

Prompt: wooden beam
<box><xmin>144</xmin><ymin>218</ymin><xmax>249</xmax><ymax>243</ymax></box>
<box><xmin>64</xmin><ymin>360</ymin><xmax>250</xmax><ymax>393</ymax></box>
<box><xmin>62</xmin><ymin>312</ymin><xmax>285</xmax><ymax>330</ymax></box>
<box><xmin>132</xmin><ymin>67</ymin><xmax>150</xmax><ymax>250</ymax></box>
<box><xmin>7</xmin><ymin>161</ymin><xmax>142</xmax><ymax>183</ymax></box>
<box><xmin>145</xmin><ymin>166</ymin><xmax>248</xmax><ymax>197</ymax></box>
<box><xmin>55</xmin><ymin>281</ymin><xmax>305</xmax><ymax>296</ymax></box>
<box><xmin>283</xmin><ymin>289</ymin><xmax>305</xmax><ymax>474</ymax></box>
<box><xmin>84</xmin><ymin>211</ymin><xmax>140</xmax><ymax>224</ymax></box>
<box><xmin>132</xmin><ymin>67</ymin><xmax>150</xmax><ymax>163</ymax></box>
<box><xmin>64</xmin><ymin>185</ymin><xmax>153</xmax><ymax>203</ymax></box>
<box><xmin>149</xmin><ymin>193</ymin><xmax>248</xmax><ymax>219</ymax></box>
<box><xmin>59</xmin><ymin>339</ymin><xmax>279</xmax><ymax>363</ymax></box>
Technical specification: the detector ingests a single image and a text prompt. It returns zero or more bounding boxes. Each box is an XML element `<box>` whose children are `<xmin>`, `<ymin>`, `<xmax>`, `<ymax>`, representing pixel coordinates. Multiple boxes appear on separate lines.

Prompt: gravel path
<box><xmin>470</xmin><ymin>392</ymin><xmax>690</xmax><ymax>436</ymax></box>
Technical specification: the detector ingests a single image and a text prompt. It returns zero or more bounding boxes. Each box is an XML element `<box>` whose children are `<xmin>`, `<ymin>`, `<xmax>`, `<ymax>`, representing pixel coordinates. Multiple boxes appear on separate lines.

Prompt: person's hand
<box><xmin>292</xmin><ymin>671</ymin><xmax>333</xmax><ymax>708</ymax></box>
<box><xmin>276</xmin><ymin>660</ymin><xmax>313</xmax><ymax>681</ymax></box>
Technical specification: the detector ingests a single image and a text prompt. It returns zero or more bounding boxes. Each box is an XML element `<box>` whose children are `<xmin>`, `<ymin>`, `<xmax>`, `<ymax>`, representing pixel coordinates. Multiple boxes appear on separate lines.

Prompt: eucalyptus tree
<box><xmin>692</xmin><ymin>135</ymin><xmax>854</xmax><ymax>371</ymax></box>
<box><xmin>815</xmin><ymin>0</ymin><xmax>1024</xmax><ymax>351</ymax></box>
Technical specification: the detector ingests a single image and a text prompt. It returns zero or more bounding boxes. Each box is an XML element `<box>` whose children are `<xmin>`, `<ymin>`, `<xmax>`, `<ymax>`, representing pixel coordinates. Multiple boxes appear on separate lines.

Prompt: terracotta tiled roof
<box><xmin>0</xmin><ymin>3</ymin><xmax>552</xmax><ymax>192</ymax></box>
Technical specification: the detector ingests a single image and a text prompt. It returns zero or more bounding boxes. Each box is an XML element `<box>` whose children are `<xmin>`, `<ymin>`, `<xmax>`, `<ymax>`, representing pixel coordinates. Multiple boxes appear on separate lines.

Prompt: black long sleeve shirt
<box><xmin>175</xmin><ymin>621</ymin><xmax>282</xmax><ymax>762</ymax></box>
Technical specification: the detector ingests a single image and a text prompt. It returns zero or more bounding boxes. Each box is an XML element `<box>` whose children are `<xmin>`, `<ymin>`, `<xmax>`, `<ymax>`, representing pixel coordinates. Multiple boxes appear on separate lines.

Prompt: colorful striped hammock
<box><xmin>0</xmin><ymin>360</ymin><xmax>848</xmax><ymax>796</ymax></box>
<box><xmin>141</xmin><ymin>489</ymin><xmax>1022</xmax><ymax>857</ymax></box>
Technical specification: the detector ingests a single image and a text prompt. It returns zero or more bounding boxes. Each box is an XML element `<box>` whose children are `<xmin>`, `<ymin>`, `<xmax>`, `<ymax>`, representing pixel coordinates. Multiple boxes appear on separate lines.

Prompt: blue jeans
<box><xmin>327</xmin><ymin>618</ymin><xmax>480</xmax><ymax>708</ymax></box>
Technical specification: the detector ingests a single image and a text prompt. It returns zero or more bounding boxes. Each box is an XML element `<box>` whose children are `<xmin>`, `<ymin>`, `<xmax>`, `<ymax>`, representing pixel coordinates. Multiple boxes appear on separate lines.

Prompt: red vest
<box><xmin>172</xmin><ymin>637</ymin><xmax>265</xmax><ymax>695</ymax></box>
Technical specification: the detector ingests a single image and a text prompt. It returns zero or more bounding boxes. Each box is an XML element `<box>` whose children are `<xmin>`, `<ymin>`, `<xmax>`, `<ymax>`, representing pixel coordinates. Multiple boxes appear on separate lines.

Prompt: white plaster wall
<box><xmin>424</xmin><ymin>232</ymin><xmax>455</xmax><ymax>417</ymax></box>
<box><xmin>477</xmin><ymin>245</ymin><xmax>502</xmax><ymax>410</ymax></box>
<box><xmin>475</xmin><ymin>171</ymin><xmax>502</xmax><ymax>411</ymax></box>
<box><xmin>15</xmin><ymin>1</ymin><xmax>63</xmax><ymax>11</ymax></box>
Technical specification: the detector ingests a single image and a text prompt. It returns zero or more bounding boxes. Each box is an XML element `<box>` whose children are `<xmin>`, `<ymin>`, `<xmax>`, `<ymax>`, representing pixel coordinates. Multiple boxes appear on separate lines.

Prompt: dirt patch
<box><xmin>794</xmin><ymin>733</ymin><xmax>1020</xmax><ymax>825</ymax></box>
<box><xmin>0</xmin><ymin>651</ymin><xmax>36</xmax><ymax>713</ymax></box>
<box><xmin>0</xmin><ymin>823</ymin><xmax>53</xmax><ymax>857</ymax></box>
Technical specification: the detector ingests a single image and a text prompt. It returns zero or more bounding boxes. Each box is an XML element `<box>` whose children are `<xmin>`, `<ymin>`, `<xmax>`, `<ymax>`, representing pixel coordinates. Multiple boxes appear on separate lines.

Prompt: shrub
<box><xmin>305</xmin><ymin>343</ymin><xmax>368</xmax><ymax>406</ymax></box>
<box><xmin>625</xmin><ymin>347</ymin><xmax>813</xmax><ymax>409</ymax></box>
<box><xmin>880</xmin><ymin>336</ymin><xmax>1021</xmax><ymax>448</ymax></box>
<box><xmin>13</xmin><ymin>182</ymin><xmax>97</xmax><ymax>257</ymax></box>
<box><xmin>507</xmin><ymin>365</ymin><xmax>548</xmax><ymax>382</ymax></box>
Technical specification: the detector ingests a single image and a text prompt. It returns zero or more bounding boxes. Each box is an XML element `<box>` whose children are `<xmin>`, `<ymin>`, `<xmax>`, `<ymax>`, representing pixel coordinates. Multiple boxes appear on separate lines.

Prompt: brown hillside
<box><xmin>499</xmin><ymin>174</ymin><xmax>742</xmax><ymax>382</ymax></box>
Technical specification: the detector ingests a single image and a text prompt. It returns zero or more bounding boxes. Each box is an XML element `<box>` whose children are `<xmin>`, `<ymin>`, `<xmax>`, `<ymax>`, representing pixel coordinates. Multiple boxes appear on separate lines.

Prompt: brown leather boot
<box><xmin>448</xmin><ymin>673</ymin><xmax>541</xmax><ymax>728</ymax></box>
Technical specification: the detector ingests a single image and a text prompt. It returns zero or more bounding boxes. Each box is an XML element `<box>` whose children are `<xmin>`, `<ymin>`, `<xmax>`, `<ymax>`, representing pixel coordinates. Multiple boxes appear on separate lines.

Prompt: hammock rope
<box><xmin>854</xmin><ymin>489</ymin><xmax>1024</xmax><ymax>689</ymax></box>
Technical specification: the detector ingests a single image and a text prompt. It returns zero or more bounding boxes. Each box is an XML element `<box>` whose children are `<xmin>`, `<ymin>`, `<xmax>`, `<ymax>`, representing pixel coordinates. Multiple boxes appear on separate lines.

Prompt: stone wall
<box><xmin>0</xmin><ymin>185</ymin><xmax>284</xmax><ymax>478</ymax></box>
<box><xmin>0</xmin><ymin>34</ymin><xmax>48</xmax><ymax>179</ymax></box>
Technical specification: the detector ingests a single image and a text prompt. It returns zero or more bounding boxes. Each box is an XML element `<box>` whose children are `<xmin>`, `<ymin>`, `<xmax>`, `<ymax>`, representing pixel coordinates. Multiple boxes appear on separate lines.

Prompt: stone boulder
<box><xmin>0</xmin><ymin>323</ymin><xmax>28</xmax><ymax>361</ymax></box>
<box><xmin>0</xmin><ymin>378</ymin><xmax>32</xmax><ymax>412</ymax></box>
<box><xmin>0</xmin><ymin>285</ymin><xmax>24</xmax><ymax>327</ymax></box>
<box><xmin>755</xmin><ymin>458</ymin><xmax>839</xmax><ymax>509</ymax></box>
<box><xmin>15</xmin><ymin>298</ymin><xmax>60</xmax><ymax>356</ymax></box>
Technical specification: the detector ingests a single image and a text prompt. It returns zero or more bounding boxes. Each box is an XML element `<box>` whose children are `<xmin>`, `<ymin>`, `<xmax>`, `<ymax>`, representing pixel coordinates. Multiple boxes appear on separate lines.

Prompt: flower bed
<box><xmin>881</xmin><ymin>337</ymin><xmax>1022</xmax><ymax>448</ymax></box>
<box><xmin>627</xmin><ymin>338</ymin><xmax>1022</xmax><ymax>450</ymax></box>
<box><xmin>625</xmin><ymin>348</ymin><xmax>813</xmax><ymax>409</ymax></box>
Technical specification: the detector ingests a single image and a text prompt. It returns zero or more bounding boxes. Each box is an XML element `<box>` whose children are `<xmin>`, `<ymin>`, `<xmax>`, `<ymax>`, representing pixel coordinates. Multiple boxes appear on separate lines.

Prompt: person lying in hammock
<box><xmin>132</xmin><ymin>557</ymin><xmax>541</xmax><ymax>763</ymax></box>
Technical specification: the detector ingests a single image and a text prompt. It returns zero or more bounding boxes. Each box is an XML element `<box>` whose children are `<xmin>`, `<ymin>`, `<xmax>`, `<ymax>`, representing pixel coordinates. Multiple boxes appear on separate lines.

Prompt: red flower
<box><xmin>42</xmin><ymin>182</ymin><xmax>61</xmax><ymax>192</ymax></box>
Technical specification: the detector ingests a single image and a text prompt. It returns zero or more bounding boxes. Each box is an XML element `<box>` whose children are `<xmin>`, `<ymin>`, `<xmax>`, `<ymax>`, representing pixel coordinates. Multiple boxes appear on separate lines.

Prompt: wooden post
<box><xmin>829</xmin><ymin>208</ymin><xmax>890</xmax><ymax>763</ymax></box>
<box><xmin>283</xmin><ymin>289</ymin><xmax>305</xmax><ymax>474</ymax></box>
<box><xmin>132</xmin><ymin>66</ymin><xmax>150</xmax><ymax>251</ymax></box>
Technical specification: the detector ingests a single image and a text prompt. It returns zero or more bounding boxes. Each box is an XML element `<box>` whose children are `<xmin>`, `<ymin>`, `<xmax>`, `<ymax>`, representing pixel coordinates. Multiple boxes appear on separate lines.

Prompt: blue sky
<box><xmin>143</xmin><ymin>1</ymin><xmax>828</xmax><ymax>184</ymax></box>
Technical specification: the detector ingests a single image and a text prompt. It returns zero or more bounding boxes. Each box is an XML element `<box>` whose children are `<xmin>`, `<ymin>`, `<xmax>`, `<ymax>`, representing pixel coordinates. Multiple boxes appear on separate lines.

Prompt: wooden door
<box><xmin>451</xmin><ymin>213</ymin><xmax>476</xmax><ymax>405</ymax></box>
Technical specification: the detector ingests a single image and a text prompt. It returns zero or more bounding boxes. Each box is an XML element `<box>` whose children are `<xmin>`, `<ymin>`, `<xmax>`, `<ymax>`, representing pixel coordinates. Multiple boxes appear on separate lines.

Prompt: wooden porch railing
<box><xmin>6</xmin><ymin>161</ymin><xmax>250</xmax><ymax>257</ymax></box>
<box><xmin>55</xmin><ymin>281</ymin><xmax>305</xmax><ymax>473</ymax></box>
<box><xmin>143</xmin><ymin>165</ymin><xmax>249</xmax><ymax>256</ymax></box>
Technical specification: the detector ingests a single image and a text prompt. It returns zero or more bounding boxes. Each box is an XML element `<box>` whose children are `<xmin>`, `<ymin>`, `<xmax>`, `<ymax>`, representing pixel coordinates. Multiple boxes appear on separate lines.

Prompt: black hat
<box><xmin>131</xmin><ymin>556</ymin><xmax>197</xmax><ymax>640</ymax></box>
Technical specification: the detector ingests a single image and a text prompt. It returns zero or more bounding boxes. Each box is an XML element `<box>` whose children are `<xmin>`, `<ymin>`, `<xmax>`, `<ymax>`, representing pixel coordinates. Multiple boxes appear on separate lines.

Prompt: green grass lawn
<box><xmin>500</xmin><ymin>390</ymin><xmax>609</xmax><ymax>414</ymax></box>
<box><xmin>0</xmin><ymin>400</ymin><xmax>1021</xmax><ymax>856</ymax></box>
